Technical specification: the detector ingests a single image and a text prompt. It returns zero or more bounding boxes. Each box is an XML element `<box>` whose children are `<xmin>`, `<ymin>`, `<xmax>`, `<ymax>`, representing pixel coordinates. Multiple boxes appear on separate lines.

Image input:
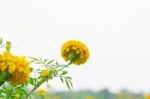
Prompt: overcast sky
<box><xmin>0</xmin><ymin>0</ymin><xmax>150</xmax><ymax>93</ymax></box>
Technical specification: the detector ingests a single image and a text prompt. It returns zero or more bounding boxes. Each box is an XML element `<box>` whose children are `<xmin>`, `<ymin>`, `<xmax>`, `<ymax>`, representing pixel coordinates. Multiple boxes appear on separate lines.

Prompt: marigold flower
<box><xmin>0</xmin><ymin>51</ymin><xmax>16</xmax><ymax>73</ymax></box>
<box><xmin>61</xmin><ymin>40</ymin><xmax>89</xmax><ymax>65</ymax></box>
<box><xmin>0</xmin><ymin>51</ymin><xmax>30</xmax><ymax>85</ymax></box>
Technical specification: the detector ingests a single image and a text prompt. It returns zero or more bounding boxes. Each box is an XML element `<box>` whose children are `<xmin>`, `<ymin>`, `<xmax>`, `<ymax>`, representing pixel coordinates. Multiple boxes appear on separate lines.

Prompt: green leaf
<box><xmin>6</xmin><ymin>41</ymin><xmax>11</xmax><ymax>51</ymax></box>
<box><xmin>60</xmin><ymin>77</ymin><xmax>64</xmax><ymax>83</ymax></box>
<box><xmin>0</xmin><ymin>89</ymin><xmax>5</xmax><ymax>94</ymax></box>
<box><xmin>54</xmin><ymin>71</ymin><xmax>58</xmax><ymax>77</ymax></box>
<box><xmin>0</xmin><ymin>81</ymin><xmax>5</xmax><ymax>86</ymax></box>
<box><xmin>46</xmin><ymin>60</ymin><xmax>54</xmax><ymax>65</ymax></box>
<box><xmin>0</xmin><ymin>38</ymin><xmax>2</xmax><ymax>45</ymax></box>
<box><xmin>50</xmin><ymin>69</ymin><xmax>58</xmax><ymax>77</ymax></box>
<box><xmin>66</xmin><ymin>76</ymin><xmax>72</xmax><ymax>80</ymax></box>
<box><xmin>29</xmin><ymin>67</ymin><xmax>33</xmax><ymax>72</ymax></box>
<box><xmin>28</xmin><ymin>77</ymin><xmax>36</xmax><ymax>85</ymax></box>
<box><xmin>61</xmin><ymin>71</ymin><xmax>68</xmax><ymax>75</ymax></box>
<box><xmin>56</xmin><ymin>61</ymin><xmax>59</xmax><ymax>65</ymax></box>
<box><xmin>68</xmin><ymin>80</ymin><xmax>73</xmax><ymax>88</ymax></box>
<box><xmin>35</xmin><ymin>68</ymin><xmax>41</xmax><ymax>71</ymax></box>
<box><xmin>14</xmin><ymin>88</ymin><xmax>27</xmax><ymax>98</ymax></box>
<box><xmin>65</xmin><ymin>79</ymin><xmax>71</xmax><ymax>90</ymax></box>
<box><xmin>28</xmin><ymin>56</ymin><xmax>39</xmax><ymax>61</ymax></box>
<box><xmin>44</xmin><ymin>59</ymin><xmax>47</xmax><ymax>62</ymax></box>
<box><xmin>0</xmin><ymin>71</ymin><xmax>11</xmax><ymax>82</ymax></box>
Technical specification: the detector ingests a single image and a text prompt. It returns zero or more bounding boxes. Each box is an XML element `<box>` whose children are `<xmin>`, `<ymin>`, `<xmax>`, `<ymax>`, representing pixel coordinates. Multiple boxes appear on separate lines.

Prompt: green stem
<box><xmin>3</xmin><ymin>84</ymin><xmax>9</xmax><ymax>98</ymax></box>
<box><xmin>57</xmin><ymin>64</ymin><xmax>70</xmax><ymax>72</ymax></box>
<box><xmin>26</xmin><ymin>79</ymin><xmax>45</xmax><ymax>98</ymax></box>
<box><xmin>0</xmin><ymin>71</ymin><xmax>11</xmax><ymax>86</ymax></box>
<box><xmin>58</xmin><ymin>53</ymin><xmax>77</xmax><ymax>71</ymax></box>
<box><xmin>41</xmin><ymin>95</ymin><xmax>44</xmax><ymax>99</ymax></box>
<box><xmin>68</xmin><ymin>50</ymin><xmax>79</xmax><ymax>64</ymax></box>
<box><xmin>57</xmin><ymin>56</ymin><xmax>75</xmax><ymax>71</ymax></box>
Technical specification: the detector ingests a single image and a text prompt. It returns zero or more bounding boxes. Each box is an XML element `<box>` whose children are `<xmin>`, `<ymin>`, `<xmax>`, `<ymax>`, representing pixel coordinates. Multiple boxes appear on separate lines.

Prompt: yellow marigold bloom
<box><xmin>41</xmin><ymin>70</ymin><xmax>49</xmax><ymax>77</ymax></box>
<box><xmin>85</xmin><ymin>96</ymin><xmax>95</xmax><ymax>99</ymax></box>
<box><xmin>37</xmin><ymin>89</ymin><xmax>46</xmax><ymax>95</ymax></box>
<box><xmin>61</xmin><ymin>40</ymin><xmax>90</xmax><ymax>65</ymax></box>
<box><xmin>9</xmin><ymin>56</ymin><xmax>30</xmax><ymax>85</ymax></box>
<box><xmin>0</xmin><ymin>51</ymin><xmax>16</xmax><ymax>73</ymax></box>
<box><xmin>145</xmin><ymin>94</ymin><xmax>150</xmax><ymax>99</ymax></box>
<box><xmin>52</xmin><ymin>96</ymin><xmax>61</xmax><ymax>99</ymax></box>
<box><xmin>0</xmin><ymin>51</ymin><xmax>30</xmax><ymax>85</ymax></box>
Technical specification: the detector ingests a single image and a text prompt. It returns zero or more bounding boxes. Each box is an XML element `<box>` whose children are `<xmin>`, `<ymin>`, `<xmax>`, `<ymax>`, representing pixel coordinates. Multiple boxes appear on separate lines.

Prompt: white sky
<box><xmin>0</xmin><ymin>0</ymin><xmax>150</xmax><ymax>93</ymax></box>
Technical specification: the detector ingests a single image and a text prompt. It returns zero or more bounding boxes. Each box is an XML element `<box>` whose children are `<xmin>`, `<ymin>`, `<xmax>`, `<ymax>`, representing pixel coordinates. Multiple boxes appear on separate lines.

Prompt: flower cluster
<box><xmin>0</xmin><ymin>51</ymin><xmax>30</xmax><ymax>85</ymax></box>
<box><xmin>0</xmin><ymin>38</ymin><xmax>90</xmax><ymax>98</ymax></box>
<box><xmin>40</xmin><ymin>70</ymin><xmax>49</xmax><ymax>77</ymax></box>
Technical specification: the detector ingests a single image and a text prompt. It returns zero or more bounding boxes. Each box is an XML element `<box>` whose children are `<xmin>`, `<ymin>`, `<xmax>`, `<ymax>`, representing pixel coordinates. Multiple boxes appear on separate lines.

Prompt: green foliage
<box><xmin>0</xmin><ymin>38</ymin><xmax>75</xmax><ymax>99</ymax></box>
<box><xmin>0</xmin><ymin>56</ymin><xmax>73</xmax><ymax>98</ymax></box>
<box><xmin>6</xmin><ymin>41</ymin><xmax>11</xmax><ymax>52</ymax></box>
<box><xmin>59</xmin><ymin>74</ymin><xmax>73</xmax><ymax>90</ymax></box>
<box><xmin>0</xmin><ymin>38</ymin><xmax>2</xmax><ymax>46</ymax></box>
<box><xmin>50</xmin><ymin>89</ymin><xmax>145</xmax><ymax>99</ymax></box>
<box><xmin>28</xmin><ymin>56</ymin><xmax>73</xmax><ymax>90</ymax></box>
<box><xmin>0</xmin><ymin>84</ymin><xmax>28</xmax><ymax>99</ymax></box>
<box><xmin>0</xmin><ymin>38</ymin><xmax>89</xmax><ymax>99</ymax></box>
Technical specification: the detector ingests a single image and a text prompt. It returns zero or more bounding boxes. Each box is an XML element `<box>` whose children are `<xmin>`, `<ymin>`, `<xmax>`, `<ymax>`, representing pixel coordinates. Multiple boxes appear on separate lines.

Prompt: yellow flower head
<box><xmin>85</xmin><ymin>96</ymin><xmax>95</xmax><ymax>99</ymax></box>
<box><xmin>145</xmin><ymin>94</ymin><xmax>150</xmax><ymax>99</ymax></box>
<box><xmin>61</xmin><ymin>40</ymin><xmax>90</xmax><ymax>65</ymax></box>
<box><xmin>36</xmin><ymin>89</ymin><xmax>46</xmax><ymax>95</ymax></box>
<box><xmin>41</xmin><ymin>70</ymin><xmax>49</xmax><ymax>77</ymax></box>
<box><xmin>0</xmin><ymin>51</ymin><xmax>30</xmax><ymax>85</ymax></box>
<box><xmin>0</xmin><ymin>51</ymin><xmax>16</xmax><ymax>73</ymax></box>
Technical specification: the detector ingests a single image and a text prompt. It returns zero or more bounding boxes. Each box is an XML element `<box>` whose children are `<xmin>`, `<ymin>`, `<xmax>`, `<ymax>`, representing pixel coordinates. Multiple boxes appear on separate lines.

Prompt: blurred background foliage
<box><xmin>33</xmin><ymin>88</ymin><xmax>149</xmax><ymax>99</ymax></box>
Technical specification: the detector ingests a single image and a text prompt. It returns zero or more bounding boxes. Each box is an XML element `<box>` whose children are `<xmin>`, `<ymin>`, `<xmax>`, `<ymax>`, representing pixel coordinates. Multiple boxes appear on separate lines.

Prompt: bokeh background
<box><xmin>0</xmin><ymin>0</ymin><xmax>150</xmax><ymax>98</ymax></box>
